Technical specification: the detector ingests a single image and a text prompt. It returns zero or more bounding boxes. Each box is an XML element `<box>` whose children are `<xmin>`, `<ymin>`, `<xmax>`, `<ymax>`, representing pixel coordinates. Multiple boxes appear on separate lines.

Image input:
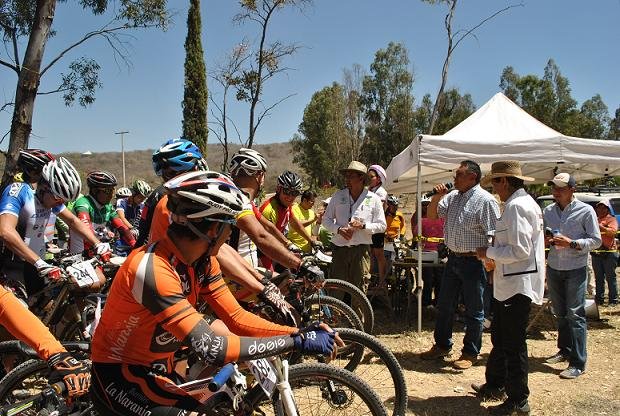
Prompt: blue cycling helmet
<box><xmin>152</xmin><ymin>138</ymin><xmax>203</xmax><ymax>176</ymax></box>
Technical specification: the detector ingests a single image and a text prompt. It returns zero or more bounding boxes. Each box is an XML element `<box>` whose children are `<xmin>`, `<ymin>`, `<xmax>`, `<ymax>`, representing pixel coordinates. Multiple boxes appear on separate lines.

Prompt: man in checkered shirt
<box><xmin>420</xmin><ymin>160</ymin><xmax>500</xmax><ymax>370</ymax></box>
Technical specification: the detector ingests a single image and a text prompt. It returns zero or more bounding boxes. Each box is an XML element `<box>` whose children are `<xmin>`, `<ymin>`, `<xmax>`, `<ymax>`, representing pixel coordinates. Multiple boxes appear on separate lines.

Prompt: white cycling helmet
<box><xmin>164</xmin><ymin>171</ymin><xmax>245</xmax><ymax>220</ymax></box>
<box><xmin>41</xmin><ymin>157</ymin><xmax>82</xmax><ymax>201</ymax></box>
<box><xmin>229</xmin><ymin>148</ymin><xmax>268</xmax><ymax>177</ymax></box>
<box><xmin>116</xmin><ymin>187</ymin><xmax>132</xmax><ymax>198</ymax></box>
<box><xmin>132</xmin><ymin>179</ymin><xmax>152</xmax><ymax>197</ymax></box>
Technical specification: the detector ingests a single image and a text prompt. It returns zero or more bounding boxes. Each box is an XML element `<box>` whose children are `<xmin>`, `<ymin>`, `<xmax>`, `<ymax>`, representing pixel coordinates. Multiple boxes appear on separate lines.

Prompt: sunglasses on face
<box><xmin>97</xmin><ymin>188</ymin><xmax>115</xmax><ymax>195</ymax></box>
<box><xmin>281</xmin><ymin>188</ymin><xmax>300</xmax><ymax>197</ymax></box>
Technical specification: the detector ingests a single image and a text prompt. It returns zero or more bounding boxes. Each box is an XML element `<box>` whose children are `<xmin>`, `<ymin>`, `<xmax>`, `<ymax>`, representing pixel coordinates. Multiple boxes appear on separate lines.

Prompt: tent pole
<box><xmin>416</xmin><ymin>135</ymin><xmax>423</xmax><ymax>333</ymax></box>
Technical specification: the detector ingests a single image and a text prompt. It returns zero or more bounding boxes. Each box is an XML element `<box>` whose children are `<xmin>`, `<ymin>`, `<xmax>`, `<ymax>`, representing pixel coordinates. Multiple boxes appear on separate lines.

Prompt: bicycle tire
<box><xmin>0</xmin><ymin>359</ymin><xmax>95</xmax><ymax>415</ymax></box>
<box><xmin>322</xmin><ymin>279</ymin><xmax>375</xmax><ymax>334</ymax></box>
<box><xmin>272</xmin><ymin>363</ymin><xmax>388</xmax><ymax>416</ymax></box>
<box><xmin>331</xmin><ymin>328</ymin><xmax>408</xmax><ymax>416</ymax></box>
<box><xmin>305</xmin><ymin>295</ymin><xmax>364</xmax><ymax>332</ymax></box>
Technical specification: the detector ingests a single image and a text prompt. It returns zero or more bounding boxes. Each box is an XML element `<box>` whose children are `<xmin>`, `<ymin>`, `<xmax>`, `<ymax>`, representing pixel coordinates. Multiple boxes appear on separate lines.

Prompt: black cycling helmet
<box><xmin>86</xmin><ymin>171</ymin><xmax>118</xmax><ymax>188</ymax></box>
<box><xmin>277</xmin><ymin>170</ymin><xmax>303</xmax><ymax>192</ymax></box>
<box><xmin>17</xmin><ymin>149</ymin><xmax>55</xmax><ymax>172</ymax></box>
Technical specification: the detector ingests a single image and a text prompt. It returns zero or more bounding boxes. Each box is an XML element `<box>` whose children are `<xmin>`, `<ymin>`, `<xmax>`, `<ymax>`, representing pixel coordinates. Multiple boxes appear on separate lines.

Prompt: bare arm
<box><xmin>0</xmin><ymin>214</ymin><xmax>40</xmax><ymax>264</ymax></box>
<box><xmin>57</xmin><ymin>208</ymin><xmax>100</xmax><ymax>247</ymax></box>
<box><xmin>217</xmin><ymin>243</ymin><xmax>264</xmax><ymax>293</ymax></box>
<box><xmin>116</xmin><ymin>208</ymin><xmax>133</xmax><ymax>229</ymax></box>
<box><xmin>237</xmin><ymin>215</ymin><xmax>302</xmax><ymax>270</ymax></box>
<box><xmin>258</xmin><ymin>214</ymin><xmax>290</xmax><ymax>246</ymax></box>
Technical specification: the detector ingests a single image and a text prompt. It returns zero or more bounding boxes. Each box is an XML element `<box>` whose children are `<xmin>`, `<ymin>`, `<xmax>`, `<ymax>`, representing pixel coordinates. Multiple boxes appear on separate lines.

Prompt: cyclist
<box><xmin>0</xmin><ymin>158</ymin><xmax>110</xmax><ymax>297</ymax></box>
<box><xmin>136</xmin><ymin>138</ymin><xmax>206</xmax><ymax>246</ymax></box>
<box><xmin>115</xmin><ymin>186</ymin><xmax>132</xmax><ymax>201</ymax></box>
<box><xmin>259</xmin><ymin>170</ymin><xmax>318</xmax><ymax>270</ymax></box>
<box><xmin>116</xmin><ymin>179</ymin><xmax>151</xmax><ymax>237</ymax></box>
<box><xmin>14</xmin><ymin>148</ymin><xmax>55</xmax><ymax>188</ymax></box>
<box><xmin>69</xmin><ymin>170</ymin><xmax>136</xmax><ymax>254</ymax></box>
<box><xmin>90</xmin><ymin>172</ymin><xmax>337</xmax><ymax>415</ymax></box>
<box><xmin>382</xmin><ymin>195</ymin><xmax>406</xmax><ymax>287</ymax></box>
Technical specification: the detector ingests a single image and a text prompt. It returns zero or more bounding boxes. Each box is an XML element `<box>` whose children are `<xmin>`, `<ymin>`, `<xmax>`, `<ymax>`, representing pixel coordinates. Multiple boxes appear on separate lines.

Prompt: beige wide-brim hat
<box><xmin>340</xmin><ymin>161</ymin><xmax>368</xmax><ymax>176</ymax></box>
<box><xmin>481</xmin><ymin>161</ymin><xmax>535</xmax><ymax>186</ymax></box>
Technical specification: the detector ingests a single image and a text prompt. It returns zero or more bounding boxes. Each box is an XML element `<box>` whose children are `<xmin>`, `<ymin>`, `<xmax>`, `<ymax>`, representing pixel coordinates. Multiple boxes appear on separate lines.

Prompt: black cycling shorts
<box><xmin>91</xmin><ymin>362</ymin><xmax>210</xmax><ymax>416</ymax></box>
<box><xmin>371</xmin><ymin>233</ymin><xmax>386</xmax><ymax>249</ymax></box>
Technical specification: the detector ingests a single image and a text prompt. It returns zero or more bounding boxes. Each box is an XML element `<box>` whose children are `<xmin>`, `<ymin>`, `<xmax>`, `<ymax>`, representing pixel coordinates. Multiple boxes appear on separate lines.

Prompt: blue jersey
<box><xmin>0</xmin><ymin>183</ymin><xmax>65</xmax><ymax>259</ymax></box>
<box><xmin>115</xmin><ymin>197</ymin><xmax>143</xmax><ymax>227</ymax></box>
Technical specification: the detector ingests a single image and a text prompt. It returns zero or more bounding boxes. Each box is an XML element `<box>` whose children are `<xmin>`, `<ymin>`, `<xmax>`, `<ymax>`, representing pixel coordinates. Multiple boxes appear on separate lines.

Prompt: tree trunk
<box><xmin>2</xmin><ymin>0</ymin><xmax>57</xmax><ymax>189</ymax></box>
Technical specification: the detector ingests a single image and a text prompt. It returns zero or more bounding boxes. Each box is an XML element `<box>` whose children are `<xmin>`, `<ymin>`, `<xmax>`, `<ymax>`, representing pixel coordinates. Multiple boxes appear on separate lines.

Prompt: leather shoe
<box><xmin>471</xmin><ymin>383</ymin><xmax>507</xmax><ymax>401</ymax></box>
<box><xmin>488</xmin><ymin>399</ymin><xmax>530</xmax><ymax>415</ymax></box>
<box><xmin>453</xmin><ymin>353</ymin><xmax>477</xmax><ymax>369</ymax></box>
<box><xmin>420</xmin><ymin>344</ymin><xmax>451</xmax><ymax>360</ymax></box>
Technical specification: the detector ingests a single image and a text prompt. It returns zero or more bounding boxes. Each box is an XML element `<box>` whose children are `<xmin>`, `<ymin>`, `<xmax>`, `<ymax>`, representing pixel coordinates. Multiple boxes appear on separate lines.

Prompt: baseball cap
<box><xmin>547</xmin><ymin>173</ymin><xmax>576</xmax><ymax>188</ymax></box>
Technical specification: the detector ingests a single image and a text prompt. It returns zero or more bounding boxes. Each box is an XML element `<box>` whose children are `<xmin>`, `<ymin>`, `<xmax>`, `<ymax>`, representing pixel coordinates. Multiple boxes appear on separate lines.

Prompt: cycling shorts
<box><xmin>91</xmin><ymin>362</ymin><xmax>210</xmax><ymax>416</ymax></box>
<box><xmin>371</xmin><ymin>232</ymin><xmax>386</xmax><ymax>249</ymax></box>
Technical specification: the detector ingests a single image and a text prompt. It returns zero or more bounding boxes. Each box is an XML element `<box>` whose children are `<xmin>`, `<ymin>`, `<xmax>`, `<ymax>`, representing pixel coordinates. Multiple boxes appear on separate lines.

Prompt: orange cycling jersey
<box><xmin>91</xmin><ymin>236</ymin><xmax>297</xmax><ymax>373</ymax></box>
<box><xmin>148</xmin><ymin>194</ymin><xmax>171</xmax><ymax>243</ymax></box>
<box><xmin>0</xmin><ymin>286</ymin><xmax>65</xmax><ymax>360</ymax></box>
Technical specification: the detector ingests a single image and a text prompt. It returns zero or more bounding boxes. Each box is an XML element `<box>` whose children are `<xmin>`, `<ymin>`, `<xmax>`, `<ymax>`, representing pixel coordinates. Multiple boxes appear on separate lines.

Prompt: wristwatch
<box><xmin>570</xmin><ymin>240</ymin><xmax>578</xmax><ymax>249</ymax></box>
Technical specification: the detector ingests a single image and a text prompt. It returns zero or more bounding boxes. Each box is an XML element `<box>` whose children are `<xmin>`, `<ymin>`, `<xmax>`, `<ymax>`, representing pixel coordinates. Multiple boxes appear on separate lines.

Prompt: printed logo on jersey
<box><xmin>150</xmin><ymin>324</ymin><xmax>180</xmax><ymax>353</ymax></box>
<box><xmin>8</xmin><ymin>183</ymin><xmax>23</xmax><ymax>197</ymax></box>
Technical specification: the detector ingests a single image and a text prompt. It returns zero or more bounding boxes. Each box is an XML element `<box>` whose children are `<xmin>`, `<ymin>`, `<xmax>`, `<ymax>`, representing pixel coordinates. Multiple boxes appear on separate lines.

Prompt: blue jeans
<box><xmin>547</xmin><ymin>266</ymin><xmax>588</xmax><ymax>370</ymax></box>
<box><xmin>591</xmin><ymin>252</ymin><xmax>619</xmax><ymax>303</ymax></box>
<box><xmin>434</xmin><ymin>255</ymin><xmax>486</xmax><ymax>356</ymax></box>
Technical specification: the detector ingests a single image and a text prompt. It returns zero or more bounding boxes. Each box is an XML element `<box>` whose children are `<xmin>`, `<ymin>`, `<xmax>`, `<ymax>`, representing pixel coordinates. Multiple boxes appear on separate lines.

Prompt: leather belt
<box><xmin>449</xmin><ymin>251</ymin><xmax>477</xmax><ymax>257</ymax></box>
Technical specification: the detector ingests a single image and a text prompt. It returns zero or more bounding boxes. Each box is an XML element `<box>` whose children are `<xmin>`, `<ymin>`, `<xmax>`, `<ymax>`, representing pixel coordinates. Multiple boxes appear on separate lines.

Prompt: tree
<box><xmin>0</xmin><ymin>0</ymin><xmax>169</xmax><ymax>187</ymax></box>
<box><xmin>414</xmin><ymin>88</ymin><xmax>475</xmax><ymax>135</ymax></box>
<box><xmin>360</xmin><ymin>42</ymin><xmax>415</xmax><ymax>167</ymax></box>
<box><xmin>566</xmin><ymin>94</ymin><xmax>610</xmax><ymax>140</ymax></box>
<box><xmin>291</xmin><ymin>83</ymin><xmax>347</xmax><ymax>187</ymax></box>
<box><xmin>233</xmin><ymin>0</ymin><xmax>311</xmax><ymax>148</ymax></box>
<box><xmin>609</xmin><ymin>107</ymin><xmax>620</xmax><ymax>140</ymax></box>
<box><xmin>182</xmin><ymin>0</ymin><xmax>208</xmax><ymax>154</ymax></box>
<box><xmin>341</xmin><ymin>63</ymin><xmax>366</xmax><ymax>161</ymax></box>
<box><xmin>422</xmin><ymin>0</ymin><xmax>522</xmax><ymax>134</ymax></box>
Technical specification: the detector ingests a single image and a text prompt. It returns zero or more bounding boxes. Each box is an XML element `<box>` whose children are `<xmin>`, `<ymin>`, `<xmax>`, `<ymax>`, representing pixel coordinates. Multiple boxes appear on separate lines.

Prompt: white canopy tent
<box><xmin>385</xmin><ymin>92</ymin><xmax>620</xmax><ymax>331</ymax></box>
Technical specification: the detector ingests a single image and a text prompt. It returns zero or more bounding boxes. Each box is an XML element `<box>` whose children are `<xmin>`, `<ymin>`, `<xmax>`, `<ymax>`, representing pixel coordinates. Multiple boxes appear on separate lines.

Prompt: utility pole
<box><xmin>115</xmin><ymin>131</ymin><xmax>129</xmax><ymax>187</ymax></box>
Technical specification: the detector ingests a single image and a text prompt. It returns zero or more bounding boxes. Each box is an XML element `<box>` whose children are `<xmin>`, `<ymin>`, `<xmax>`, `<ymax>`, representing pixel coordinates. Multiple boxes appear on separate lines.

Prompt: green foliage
<box><xmin>609</xmin><ymin>107</ymin><xmax>620</xmax><ymax>140</ymax></box>
<box><xmin>360</xmin><ymin>42</ymin><xmax>415</xmax><ymax>167</ymax></box>
<box><xmin>59</xmin><ymin>57</ymin><xmax>102</xmax><ymax>106</ymax></box>
<box><xmin>182</xmin><ymin>0</ymin><xmax>208</xmax><ymax>153</ymax></box>
<box><xmin>499</xmin><ymin>59</ymin><xmax>611</xmax><ymax>139</ymax></box>
<box><xmin>414</xmin><ymin>89</ymin><xmax>475</xmax><ymax>135</ymax></box>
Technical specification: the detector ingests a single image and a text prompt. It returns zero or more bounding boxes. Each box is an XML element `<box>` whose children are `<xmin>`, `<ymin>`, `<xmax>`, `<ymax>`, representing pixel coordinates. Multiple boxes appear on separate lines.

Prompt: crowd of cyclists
<box><xmin>0</xmin><ymin>140</ymin><xmax>354</xmax><ymax>415</ymax></box>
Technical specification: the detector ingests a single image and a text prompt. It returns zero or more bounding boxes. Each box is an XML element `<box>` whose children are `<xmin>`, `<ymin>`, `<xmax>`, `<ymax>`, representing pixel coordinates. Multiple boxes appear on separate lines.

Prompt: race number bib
<box><xmin>66</xmin><ymin>261</ymin><xmax>99</xmax><ymax>288</ymax></box>
<box><xmin>248</xmin><ymin>358</ymin><xmax>277</xmax><ymax>397</ymax></box>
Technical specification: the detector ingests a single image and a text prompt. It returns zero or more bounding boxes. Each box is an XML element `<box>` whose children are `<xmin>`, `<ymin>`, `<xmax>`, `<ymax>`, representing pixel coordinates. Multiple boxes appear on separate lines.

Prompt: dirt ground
<box><xmin>372</xmin><ymin>301</ymin><xmax>620</xmax><ymax>416</ymax></box>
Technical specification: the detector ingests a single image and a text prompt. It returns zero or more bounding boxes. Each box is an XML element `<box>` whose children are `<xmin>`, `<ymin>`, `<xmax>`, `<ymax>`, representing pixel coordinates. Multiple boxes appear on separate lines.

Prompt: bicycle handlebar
<box><xmin>208</xmin><ymin>363</ymin><xmax>236</xmax><ymax>392</ymax></box>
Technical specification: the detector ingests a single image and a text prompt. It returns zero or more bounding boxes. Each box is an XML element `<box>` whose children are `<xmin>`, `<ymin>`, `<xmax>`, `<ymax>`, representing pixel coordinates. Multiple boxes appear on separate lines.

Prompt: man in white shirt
<box><xmin>473</xmin><ymin>161</ymin><xmax>545</xmax><ymax>416</ymax></box>
<box><xmin>323</xmin><ymin>161</ymin><xmax>386</xmax><ymax>293</ymax></box>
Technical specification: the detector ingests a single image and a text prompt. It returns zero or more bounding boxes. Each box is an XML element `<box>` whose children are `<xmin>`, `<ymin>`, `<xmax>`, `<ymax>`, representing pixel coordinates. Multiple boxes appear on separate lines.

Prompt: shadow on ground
<box><xmin>408</xmin><ymin>394</ymin><xmax>487</xmax><ymax>416</ymax></box>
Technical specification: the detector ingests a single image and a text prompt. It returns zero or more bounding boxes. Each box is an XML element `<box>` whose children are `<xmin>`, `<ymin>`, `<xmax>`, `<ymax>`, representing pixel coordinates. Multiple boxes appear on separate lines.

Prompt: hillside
<box><xmin>2</xmin><ymin>142</ymin><xmax>299</xmax><ymax>191</ymax></box>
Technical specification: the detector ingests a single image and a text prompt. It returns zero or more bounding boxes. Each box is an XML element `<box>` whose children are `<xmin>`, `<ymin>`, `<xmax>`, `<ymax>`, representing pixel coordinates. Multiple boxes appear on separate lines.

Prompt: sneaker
<box><xmin>488</xmin><ymin>399</ymin><xmax>530</xmax><ymax>415</ymax></box>
<box><xmin>471</xmin><ymin>383</ymin><xmax>507</xmax><ymax>401</ymax></box>
<box><xmin>453</xmin><ymin>353</ymin><xmax>478</xmax><ymax>369</ymax></box>
<box><xmin>559</xmin><ymin>367</ymin><xmax>585</xmax><ymax>379</ymax></box>
<box><xmin>420</xmin><ymin>344</ymin><xmax>451</xmax><ymax>360</ymax></box>
<box><xmin>545</xmin><ymin>351</ymin><xmax>568</xmax><ymax>364</ymax></box>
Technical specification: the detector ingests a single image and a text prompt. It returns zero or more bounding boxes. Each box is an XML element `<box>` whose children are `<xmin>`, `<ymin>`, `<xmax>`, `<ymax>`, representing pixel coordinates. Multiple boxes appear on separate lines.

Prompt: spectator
<box><xmin>313</xmin><ymin>197</ymin><xmax>334</xmax><ymax>249</ymax></box>
<box><xmin>472</xmin><ymin>161</ymin><xmax>545</xmax><ymax>416</ymax></box>
<box><xmin>383</xmin><ymin>195</ymin><xmax>406</xmax><ymax>287</ymax></box>
<box><xmin>368</xmin><ymin>165</ymin><xmax>388</xmax><ymax>285</ymax></box>
<box><xmin>412</xmin><ymin>195</ymin><xmax>445</xmax><ymax>306</ymax></box>
<box><xmin>543</xmin><ymin>173</ymin><xmax>601</xmax><ymax>379</ymax></box>
<box><xmin>323</xmin><ymin>161</ymin><xmax>386</xmax><ymax>293</ymax></box>
<box><xmin>591</xmin><ymin>200</ymin><xmax>618</xmax><ymax>305</ymax></box>
<box><xmin>420</xmin><ymin>160</ymin><xmax>500</xmax><ymax>370</ymax></box>
<box><xmin>288</xmin><ymin>190</ymin><xmax>318</xmax><ymax>253</ymax></box>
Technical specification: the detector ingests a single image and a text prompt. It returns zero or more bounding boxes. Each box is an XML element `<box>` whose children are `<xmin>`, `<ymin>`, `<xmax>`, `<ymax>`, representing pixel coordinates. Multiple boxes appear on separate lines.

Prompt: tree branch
<box><xmin>0</xmin><ymin>58</ymin><xmax>18</xmax><ymax>73</ymax></box>
<box><xmin>255</xmin><ymin>93</ymin><xmax>295</xmax><ymax>130</ymax></box>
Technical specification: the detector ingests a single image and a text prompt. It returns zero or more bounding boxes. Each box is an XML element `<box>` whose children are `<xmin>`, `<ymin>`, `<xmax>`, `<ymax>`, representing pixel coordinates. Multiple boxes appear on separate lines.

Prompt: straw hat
<box><xmin>340</xmin><ymin>161</ymin><xmax>367</xmax><ymax>175</ymax></box>
<box><xmin>481</xmin><ymin>161</ymin><xmax>534</xmax><ymax>186</ymax></box>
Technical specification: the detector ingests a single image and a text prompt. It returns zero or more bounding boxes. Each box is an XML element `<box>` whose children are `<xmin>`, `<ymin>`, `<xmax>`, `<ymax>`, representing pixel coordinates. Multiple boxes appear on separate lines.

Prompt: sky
<box><xmin>1</xmin><ymin>0</ymin><xmax>618</xmax><ymax>153</ymax></box>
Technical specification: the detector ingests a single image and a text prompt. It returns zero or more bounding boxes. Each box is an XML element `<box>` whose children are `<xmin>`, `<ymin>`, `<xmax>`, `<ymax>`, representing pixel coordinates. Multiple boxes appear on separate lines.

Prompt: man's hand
<box><xmin>292</xmin><ymin>323</ymin><xmax>337</xmax><ymax>356</ymax></box>
<box><xmin>287</xmin><ymin>243</ymin><xmax>303</xmax><ymax>254</ymax></box>
<box><xmin>95</xmin><ymin>242</ymin><xmax>112</xmax><ymax>256</ymax></box>
<box><xmin>34</xmin><ymin>259</ymin><xmax>62</xmax><ymax>281</ymax></box>
<box><xmin>338</xmin><ymin>226</ymin><xmax>354</xmax><ymax>240</ymax></box>
<box><xmin>310</xmin><ymin>240</ymin><xmax>324</xmax><ymax>250</ymax></box>
<box><xmin>298</xmin><ymin>260</ymin><xmax>325</xmax><ymax>283</ymax></box>
<box><xmin>47</xmin><ymin>352</ymin><xmax>91</xmax><ymax>398</ymax></box>
<box><xmin>552</xmin><ymin>234</ymin><xmax>572</xmax><ymax>248</ymax></box>
<box><xmin>431</xmin><ymin>183</ymin><xmax>450</xmax><ymax>199</ymax></box>
<box><xmin>258</xmin><ymin>280</ymin><xmax>297</xmax><ymax>326</ymax></box>
<box><xmin>475</xmin><ymin>247</ymin><xmax>488</xmax><ymax>260</ymax></box>
<box><xmin>348</xmin><ymin>218</ymin><xmax>364</xmax><ymax>230</ymax></box>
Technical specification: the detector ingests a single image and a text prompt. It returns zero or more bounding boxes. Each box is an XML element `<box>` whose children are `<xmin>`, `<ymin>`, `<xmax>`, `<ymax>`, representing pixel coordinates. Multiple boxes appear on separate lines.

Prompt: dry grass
<box><xmin>372</xmin><ymin>300</ymin><xmax>620</xmax><ymax>415</ymax></box>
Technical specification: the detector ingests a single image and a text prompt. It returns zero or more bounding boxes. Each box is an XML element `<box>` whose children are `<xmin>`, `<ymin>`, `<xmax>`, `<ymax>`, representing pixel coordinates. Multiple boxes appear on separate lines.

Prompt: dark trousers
<box><xmin>485</xmin><ymin>294</ymin><xmax>531</xmax><ymax>403</ymax></box>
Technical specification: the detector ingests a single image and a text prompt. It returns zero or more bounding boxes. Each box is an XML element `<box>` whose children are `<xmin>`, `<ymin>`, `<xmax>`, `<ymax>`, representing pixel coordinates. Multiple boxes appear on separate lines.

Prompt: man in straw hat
<box><xmin>471</xmin><ymin>161</ymin><xmax>544</xmax><ymax>415</ymax></box>
<box><xmin>322</xmin><ymin>161</ymin><xmax>386</xmax><ymax>293</ymax></box>
<box><xmin>542</xmin><ymin>172</ymin><xmax>600</xmax><ymax>380</ymax></box>
<box><xmin>420</xmin><ymin>160</ymin><xmax>500</xmax><ymax>370</ymax></box>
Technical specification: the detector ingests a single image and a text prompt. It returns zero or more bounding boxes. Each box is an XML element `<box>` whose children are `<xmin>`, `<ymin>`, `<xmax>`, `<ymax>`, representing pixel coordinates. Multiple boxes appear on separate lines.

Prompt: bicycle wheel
<box><xmin>0</xmin><ymin>359</ymin><xmax>95</xmax><ymax>415</ymax></box>
<box><xmin>305</xmin><ymin>295</ymin><xmax>364</xmax><ymax>332</ymax></box>
<box><xmin>330</xmin><ymin>328</ymin><xmax>408</xmax><ymax>416</ymax></box>
<box><xmin>272</xmin><ymin>363</ymin><xmax>387</xmax><ymax>416</ymax></box>
<box><xmin>322</xmin><ymin>279</ymin><xmax>375</xmax><ymax>334</ymax></box>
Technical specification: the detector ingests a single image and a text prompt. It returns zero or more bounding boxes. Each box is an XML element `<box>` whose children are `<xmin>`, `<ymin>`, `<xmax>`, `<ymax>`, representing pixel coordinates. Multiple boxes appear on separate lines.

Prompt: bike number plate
<box><xmin>66</xmin><ymin>261</ymin><xmax>98</xmax><ymax>288</ymax></box>
<box><xmin>315</xmin><ymin>250</ymin><xmax>332</xmax><ymax>263</ymax></box>
<box><xmin>248</xmin><ymin>359</ymin><xmax>277</xmax><ymax>397</ymax></box>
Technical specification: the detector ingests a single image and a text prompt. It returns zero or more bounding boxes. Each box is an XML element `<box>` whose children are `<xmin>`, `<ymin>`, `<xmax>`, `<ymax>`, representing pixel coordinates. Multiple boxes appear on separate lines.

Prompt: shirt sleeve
<box><xmin>479</xmin><ymin>196</ymin><xmax>500</xmax><ymax>236</ymax></box>
<box><xmin>576</xmin><ymin>206</ymin><xmax>602</xmax><ymax>251</ymax></box>
<box><xmin>487</xmin><ymin>204</ymin><xmax>533</xmax><ymax>264</ymax></box>
<box><xmin>0</xmin><ymin>183</ymin><xmax>26</xmax><ymax>216</ymax></box>
<box><xmin>366</xmin><ymin>196</ymin><xmax>387</xmax><ymax>234</ymax></box>
<box><xmin>322</xmin><ymin>194</ymin><xmax>339</xmax><ymax>233</ymax></box>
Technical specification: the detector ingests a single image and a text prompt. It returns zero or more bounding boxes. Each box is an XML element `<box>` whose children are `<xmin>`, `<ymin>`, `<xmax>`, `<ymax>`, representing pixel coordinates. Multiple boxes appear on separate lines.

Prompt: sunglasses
<box><xmin>96</xmin><ymin>188</ymin><xmax>115</xmax><ymax>195</ymax></box>
<box><xmin>281</xmin><ymin>188</ymin><xmax>300</xmax><ymax>197</ymax></box>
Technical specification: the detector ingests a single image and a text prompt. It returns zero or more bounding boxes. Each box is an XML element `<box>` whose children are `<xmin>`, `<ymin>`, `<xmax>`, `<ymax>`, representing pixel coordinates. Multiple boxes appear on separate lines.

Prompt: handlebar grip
<box><xmin>51</xmin><ymin>381</ymin><xmax>66</xmax><ymax>395</ymax></box>
<box><xmin>208</xmin><ymin>363</ymin><xmax>235</xmax><ymax>392</ymax></box>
